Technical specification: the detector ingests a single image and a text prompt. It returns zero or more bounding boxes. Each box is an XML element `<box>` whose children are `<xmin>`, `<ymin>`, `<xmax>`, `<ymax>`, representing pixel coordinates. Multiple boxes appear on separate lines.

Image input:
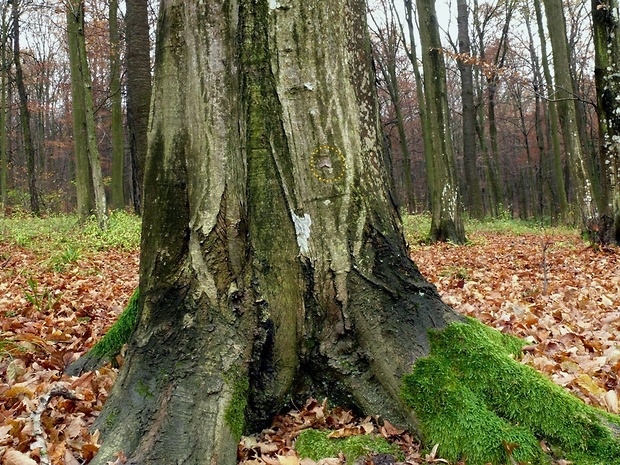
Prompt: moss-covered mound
<box><xmin>295</xmin><ymin>428</ymin><xmax>399</xmax><ymax>464</ymax></box>
<box><xmin>402</xmin><ymin>318</ymin><xmax>620</xmax><ymax>465</ymax></box>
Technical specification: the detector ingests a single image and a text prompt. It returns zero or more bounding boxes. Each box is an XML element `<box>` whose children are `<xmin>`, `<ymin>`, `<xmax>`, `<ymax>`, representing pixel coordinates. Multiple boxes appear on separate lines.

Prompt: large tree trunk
<box><xmin>125</xmin><ymin>0</ymin><xmax>152</xmax><ymax>214</ymax></box>
<box><xmin>92</xmin><ymin>2</ymin><xmax>460</xmax><ymax>463</ymax></box>
<box><xmin>91</xmin><ymin>2</ymin><xmax>620</xmax><ymax>464</ymax></box>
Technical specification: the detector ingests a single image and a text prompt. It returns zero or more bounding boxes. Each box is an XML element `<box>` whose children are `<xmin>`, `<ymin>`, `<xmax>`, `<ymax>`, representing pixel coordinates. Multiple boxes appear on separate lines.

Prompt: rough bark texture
<box><xmin>415</xmin><ymin>0</ymin><xmax>466</xmax><ymax>243</ymax></box>
<box><xmin>125</xmin><ymin>0</ymin><xmax>152</xmax><ymax>214</ymax></box>
<box><xmin>593</xmin><ymin>0</ymin><xmax>620</xmax><ymax>244</ymax></box>
<box><xmin>91</xmin><ymin>1</ymin><xmax>461</xmax><ymax>464</ymax></box>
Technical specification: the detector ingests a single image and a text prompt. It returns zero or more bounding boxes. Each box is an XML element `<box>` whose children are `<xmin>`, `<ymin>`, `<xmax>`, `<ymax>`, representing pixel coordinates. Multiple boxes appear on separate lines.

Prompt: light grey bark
<box><xmin>91</xmin><ymin>1</ymin><xmax>460</xmax><ymax>463</ymax></box>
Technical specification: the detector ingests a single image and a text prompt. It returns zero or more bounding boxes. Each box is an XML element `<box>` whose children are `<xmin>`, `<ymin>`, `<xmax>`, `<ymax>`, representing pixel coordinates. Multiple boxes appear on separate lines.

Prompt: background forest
<box><xmin>1</xmin><ymin>0</ymin><xmax>618</xmax><ymax>238</ymax></box>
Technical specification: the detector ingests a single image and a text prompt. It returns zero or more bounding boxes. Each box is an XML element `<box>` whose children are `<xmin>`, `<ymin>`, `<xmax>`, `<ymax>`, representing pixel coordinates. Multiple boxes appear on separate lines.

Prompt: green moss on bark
<box><xmin>295</xmin><ymin>429</ymin><xmax>400</xmax><ymax>464</ymax></box>
<box><xmin>90</xmin><ymin>288</ymin><xmax>140</xmax><ymax>360</ymax></box>
<box><xmin>402</xmin><ymin>318</ymin><xmax>620</xmax><ymax>465</ymax></box>
<box><xmin>224</xmin><ymin>372</ymin><xmax>249</xmax><ymax>441</ymax></box>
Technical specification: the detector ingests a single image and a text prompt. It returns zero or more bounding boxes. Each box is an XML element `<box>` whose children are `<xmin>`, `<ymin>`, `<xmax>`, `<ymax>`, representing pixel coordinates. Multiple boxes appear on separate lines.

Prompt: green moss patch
<box><xmin>295</xmin><ymin>428</ymin><xmax>400</xmax><ymax>464</ymax></box>
<box><xmin>90</xmin><ymin>288</ymin><xmax>139</xmax><ymax>360</ymax></box>
<box><xmin>402</xmin><ymin>318</ymin><xmax>620</xmax><ymax>465</ymax></box>
<box><xmin>224</xmin><ymin>373</ymin><xmax>249</xmax><ymax>441</ymax></box>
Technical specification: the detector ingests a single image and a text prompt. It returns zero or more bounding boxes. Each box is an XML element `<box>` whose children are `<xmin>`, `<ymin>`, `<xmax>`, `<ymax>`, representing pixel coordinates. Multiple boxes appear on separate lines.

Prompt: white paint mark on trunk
<box><xmin>291</xmin><ymin>212</ymin><xmax>312</xmax><ymax>255</ymax></box>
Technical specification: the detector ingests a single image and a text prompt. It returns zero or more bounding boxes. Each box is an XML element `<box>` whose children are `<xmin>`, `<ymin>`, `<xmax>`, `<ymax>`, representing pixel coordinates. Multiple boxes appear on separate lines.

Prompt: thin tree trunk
<box><xmin>0</xmin><ymin>3</ymin><xmax>7</xmax><ymax>212</ymax></box>
<box><xmin>472</xmin><ymin>0</ymin><xmax>499</xmax><ymax>216</ymax></box>
<box><xmin>125</xmin><ymin>0</ymin><xmax>151</xmax><ymax>214</ymax></box>
<box><xmin>66</xmin><ymin>0</ymin><xmax>92</xmax><ymax>219</ymax></box>
<box><xmin>369</xmin><ymin>9</ymin><xmax>416</xmax><ymax>213</ymax></box>
<box><xmin>401</xmin><ymin>0</ymin><xmax>435</xmax><ymax>211</ymax></box>
<box><xmin>109</xmin><ymin>0</ymin><xmax>124</xmax><ymax>211</ymax></box>
<box><xmin>534</xmin><ymin>0</ymin><xmax>567</xmax><ymax>220</ymax></box>
<box><xmin>13</xmin><ymin>2</ymin><xmax>40</xmax><ymax>215</ymax></box>
<box><xmin>66</xmin><ymin>0</ymin><xmax>107</xmax><ymax>228</ymax></box>
<box><xmin>542</xmin><ymin>0</ymin><xmax>597</xmax><ymax>227</ymax></box>
<box><xmin>416</xmin><ymin>0</ymin><xmax>466</xmax><ymax>243</ymax></box>
<box><xmin>457</xmin><ymin>0</ymin><xmax>483</xmax><ymax>218</ymax></box>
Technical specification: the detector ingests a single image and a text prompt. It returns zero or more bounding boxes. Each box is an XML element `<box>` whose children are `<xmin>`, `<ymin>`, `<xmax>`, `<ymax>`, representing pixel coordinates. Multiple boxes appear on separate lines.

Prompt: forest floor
<box><xmin>0</xmin><ymin>214</ymin><xmax>618</xmax><ymax>465</ymax></box>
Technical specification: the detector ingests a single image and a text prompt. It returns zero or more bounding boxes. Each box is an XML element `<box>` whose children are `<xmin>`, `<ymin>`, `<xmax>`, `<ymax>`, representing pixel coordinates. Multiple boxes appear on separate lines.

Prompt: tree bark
<box><xmin>370</xmin><ymin>9</ymin><xmax>416</xmax><ymax>213</ymax></box>
<box><xmin>66</xmin><ymin>0</ymin><xmax>92</xmax><ymax>219</ymax></box>
<box><xmin>402</xmin><ymin>0</ymin><xmax>435</xmax><ymax>212</ymax></box>
<box><xmin>91</xmin><ymin>1</ymin><xmax>460</xmax><ymax>463</ymax></box>
<box><xmin>543</xmin><ymin>0</ymin><xmax>597</xmax><ymax>226</ymax></box>
<box><xmin>125</xmin><ymin>0</ymin><xmax>152</xmax><ymax>214</ymax></box>
<box><xmin>457</xmin><ymin>0</ymin><xmax>483</xmax><ymax>219</ymax></box>
<box><xmin>109</xmin><ymin>0</ymin><xmax>125</xmax><ymax>211</ymax></box>
<box><xmin>89</xmin><ymin>2</ymin><xmax>620</xmax><ymax>464</ymax></box>
<box><xmin>593</xmin><ymin>0</ymin><xmax>620</xmax><ymax>243</ymax></box>
<box><xmin>0</xmin><ymin>3</ymin><xmax>8</xmax><ymax>212</ymax></box>
<box><xmin>415</xmin><ymin>0</ymin><xmax>466</xmax><ymax>243</ymax></box>
<box><xmin>12</xmin><ymin>2</ymin><xmax>40</xmax><ymax>215</ymax></box>
<box><xmin>66</xmin><ymin>0</ymin><xmax>107</xmax><ymax>228</ymax></box>
<box><xmin>534</xmin><ymin>0</ymin><xmax>568</xmax><ymax>220</ymax></box>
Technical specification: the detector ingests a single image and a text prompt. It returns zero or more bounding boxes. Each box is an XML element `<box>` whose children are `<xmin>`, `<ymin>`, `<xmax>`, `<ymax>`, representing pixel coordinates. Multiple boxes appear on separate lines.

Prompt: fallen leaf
<box><xmin>64</xmin><ymin>449</ymin><xmax>81</xmax><ymax>465</ymax></box>
<box><xmin>3</xmin><ymin>449</ymin><xmax>38</xmax><ymax>465</ymax></box>
<box><xmin>277</xmin><ymin>455</ymin><xmax>300</xmax><ymax>465</ymax></box>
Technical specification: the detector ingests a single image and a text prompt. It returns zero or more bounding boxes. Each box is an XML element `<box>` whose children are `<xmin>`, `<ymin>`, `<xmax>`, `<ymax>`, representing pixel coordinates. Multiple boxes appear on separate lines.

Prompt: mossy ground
<box><xmin>295</xmin><ymin>428</ymin><xmax>400</xmax><ymax>464</ymax></box>
<box><xmin>89</xmin><ymin>288</ymin><xmax>139</xmax><ymax>360</ymax></box>
<box><xmin>402</xmin><ymin>318</ymin><xmax>620</xmax><ymax>465</ymax></box>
